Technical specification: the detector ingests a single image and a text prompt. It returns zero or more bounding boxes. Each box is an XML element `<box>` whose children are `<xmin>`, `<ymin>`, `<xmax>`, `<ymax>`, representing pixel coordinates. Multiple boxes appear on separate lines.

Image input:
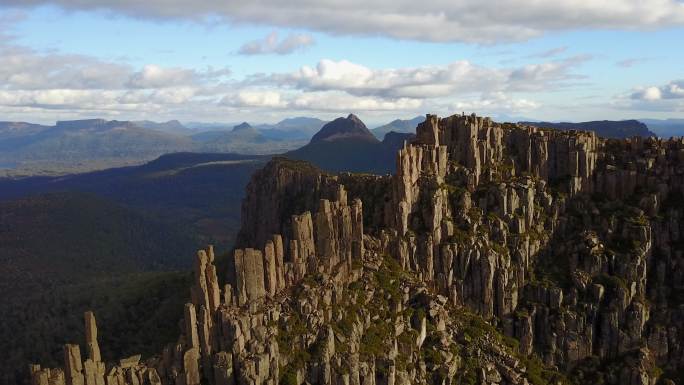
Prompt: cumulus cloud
<box><xmin>290</xmin><ymin>92</ymin><xmax>422</xmax><ymax>112</ymax></box>
<box><xmin>256</xmin><ymin>56</ymin><xmax>588</xmax><ymax>99</ymax></box>
<box><xmin>0</xmin><ymin>33</ymin><xmax>588</xmax><ymax>121</ymax></box>
<box><xmin>0</xmin><ymin>45</ymin><xmax>132</xmax><ymax>90</ymax></box>
<box><xmin>0</xmin><ymin>43</ymin><xmax>230</xmax><ymax>92</ymax></box>
<box><xmin>238</xmin><ymin>31</ymin><xmax>314</xmax><ymax>55</ymax></box>
<box><xmin>222</xmin><ymin>56</ymin><xmax>589</xmax><ymax>115</ymax></box>
<box><xmin>0</xmin><ymin>12</ymin><xmax>591</xmax><ymax>122</ymax></box>
<box><xmin>610</xmin><ymin>80</ymin><xmax>684</xmax><ymax>114</ymax></box>
<box><xmin>451</xmin><ymin>92</ymin><xmax>540</xmax><ymax>112</ymax></box>
<box><xmin>4</xmin><ymin>0</ymin><xmax>684</xmax><ymax>43</ymax></box>
<box><xmin>227</xmin><ymin>90</ymin><xmax>287</xmax><ymax>108</ymax></box>
<box><xmin>631</xmin><ymin>80</ymin><xmax>684</xmax><ymax>100</ymax></box>
<box><xmin>127</xmin><ymin>65</ymin><xmax>199</xmax><ymax>88</ymax></box>
<box><xmin>0</xmin><ymin>30</ymin><xmax>233</xmax><ymax>120</ymax></box>
<box><xmin>220</xmin><ymin>88</ymin><xmax>422</xmax><ymax>112</ymax></box>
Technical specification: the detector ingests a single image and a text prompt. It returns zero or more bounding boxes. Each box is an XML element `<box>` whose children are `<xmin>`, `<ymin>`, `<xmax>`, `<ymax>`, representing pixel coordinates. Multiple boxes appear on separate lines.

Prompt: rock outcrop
<box><xmin>31</xmin><ymin>113</ymin><xmax>684</xmax><ymax>385</ymax></box>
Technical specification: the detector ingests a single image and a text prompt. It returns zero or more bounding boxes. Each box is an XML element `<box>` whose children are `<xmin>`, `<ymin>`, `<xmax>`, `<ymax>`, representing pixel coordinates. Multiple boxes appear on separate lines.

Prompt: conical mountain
<box><xmin>310</xmin><ymin>114</ymin><xmax>378</xmax><ymax>143</ymax></box>
<box><xmin>232</xmin><ymin>122</ymin><xmax>254</xmax><ymax>132</ymax></box>
<box><xmin>284</xmin><ymin>114</ymin><xmax>398</xmax><ymax>174</ymax></box>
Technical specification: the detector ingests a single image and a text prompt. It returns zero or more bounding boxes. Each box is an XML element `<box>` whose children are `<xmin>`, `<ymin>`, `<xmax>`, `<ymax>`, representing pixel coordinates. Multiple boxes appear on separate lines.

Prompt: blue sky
<box><xmin>1</xmin><ymin>2</ymin><xmax>683</xmax><ymax>125</ymax></box>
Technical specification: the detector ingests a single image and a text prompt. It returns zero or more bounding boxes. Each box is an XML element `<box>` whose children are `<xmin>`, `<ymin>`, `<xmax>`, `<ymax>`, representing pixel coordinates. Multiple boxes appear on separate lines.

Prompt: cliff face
<box><xmin>383</xmin><ymin>115</ymin><xmax>683</xmax><ymax>381</ymax></box>
<box><xmin>30</xmin><ymin>113</ymin><xmax>684</xmax><ymax>385</ymax></box>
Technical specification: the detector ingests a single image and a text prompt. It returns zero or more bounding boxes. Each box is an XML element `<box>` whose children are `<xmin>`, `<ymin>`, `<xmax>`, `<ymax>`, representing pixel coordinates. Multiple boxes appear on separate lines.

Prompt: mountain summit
<box><xmin>285</xmin><ymin>114</ymin><xmax>398</xmax><ymax>174</ymax></box>
<box><xmin>310</xmin><ymin>113</ymin><xmax>378</xmax><ymax>143</ymax></box>
<box><xmin>232</xmin><ymin>122</ymin><xmax>254</xmax><ymax>132</ymax></box>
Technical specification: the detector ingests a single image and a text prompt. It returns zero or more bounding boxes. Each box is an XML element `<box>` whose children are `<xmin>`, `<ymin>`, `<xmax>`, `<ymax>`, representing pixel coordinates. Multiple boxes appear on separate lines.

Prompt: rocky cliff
<box><xmin>29</xmin><ymin>113</ymin><xmax>684</xmax><ymax>385</ymax></box>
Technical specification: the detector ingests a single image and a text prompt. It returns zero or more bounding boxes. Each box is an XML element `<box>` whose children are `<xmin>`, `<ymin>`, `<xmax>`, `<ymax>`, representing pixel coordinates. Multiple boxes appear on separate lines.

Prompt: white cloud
<box><xmin>230</xmin><ymin>90</ymin><xmax>286</xmax><ymax>108</ymax></box>
<box><xmin>4</xmin><ymin>1</ymin><xmax>684</xmax><ymax>43</ymax></box>
<box><xmin>609</xmin><ymin>80</ymin><xmax>684</xmax><ymax>115</ymax></box>
<box><xmin>0</xmin><ymin>43</ymin><xmax>230</xmax><ymax>92</ymax></box>
<box><xmin>0</xmin><ymin>33</ymin><xmax>230</xmax><ymax>120</ymax></box>
<box><xmin>0</xmin><ymin>32</ymin><xmax>588</xmax><ymax>122</ymax></box>
<box><xmin>238</xmin><ymin>31</ymin><xmax>314</xmax><ymax>55</ymax></box>
<box><xmin>631</xmin><ymin>80</ymin><xmax>684</xmax><ymax>100</ymax></box>
<box><xmin>127</xmin><ymin>65</ymin><xmax>198</xmax><ymax>88</ymax></box>
<box><xmin>290</xmin><ymin>92</ymin><xmax>423</xmax><ymax>112</ymax></box>
<box><xmin>258</xmin><ymin>57</ymin><xmax>588</xmax><ymax>98</ymax></box>
<box><xmin>639</xmin><ymin>87</ymin><xmax>663</xmax><ymax>101</ymax></box>
<box><xmin>451</xmin><ymin>92</ymin><xmax>540</xmax><ymax>112</ymax></box>
<box><xmin>0</xmin><ymin>13</ymin><xmax>591</xmax><ymax>122</ymax></box>
<box><xmin>219</xmin><ymin>88</ymin><xmax>422</xmax><ymax>112</ymax></box>
<box><xmin>0</xmin><ymin>45</ymin><xmax>132</xmax><ymax>90</ymax></box>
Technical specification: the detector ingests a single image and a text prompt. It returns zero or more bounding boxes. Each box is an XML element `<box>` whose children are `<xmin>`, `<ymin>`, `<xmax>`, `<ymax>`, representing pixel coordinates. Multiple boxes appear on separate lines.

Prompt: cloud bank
<box><xmin>0</xmin><ymin>14</ymin><xmax>594</xmax><ymax>123</ymax></box>
<box><xmin>4</xmin><ymin>0</ymin><xmax>684</xmax><ymax>43</ymax></box>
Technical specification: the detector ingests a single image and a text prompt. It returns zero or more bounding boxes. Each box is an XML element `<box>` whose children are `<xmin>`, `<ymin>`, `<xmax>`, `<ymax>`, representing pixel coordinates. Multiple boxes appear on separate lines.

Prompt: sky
<box><xmin>0</xmin><ymin>1</ymin><xmax>683</xmax><ymax>126</ymax></box>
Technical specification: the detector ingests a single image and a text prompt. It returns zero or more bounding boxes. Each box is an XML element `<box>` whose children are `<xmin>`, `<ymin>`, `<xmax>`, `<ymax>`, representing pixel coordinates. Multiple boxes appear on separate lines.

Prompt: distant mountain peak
<box><xmin>371</xmin><ymin>116</ymin><xmax>425</xmax><ymax>139</ymax></box>
<box><xmin>233</xmin><ymin>122</ymin><xmax>253</xmax><ymax>132</ymax></box>
<box><xmin>310</xmin><ymin>114</ymin><xmax>377</xmax><ymax>143</ymax></box>
<box><xmin>347</xmin><ymin>113</ymin><xmax>362</xmax><ymax>122</ymax></box>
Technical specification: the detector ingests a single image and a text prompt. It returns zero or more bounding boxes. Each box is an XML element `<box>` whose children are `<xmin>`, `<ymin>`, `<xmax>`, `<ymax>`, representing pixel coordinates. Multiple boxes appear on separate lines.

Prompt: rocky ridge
<box><xmin>30</xmin><ymin>113</ymin><xmax>684</xmax><ymax>385</ymax></box>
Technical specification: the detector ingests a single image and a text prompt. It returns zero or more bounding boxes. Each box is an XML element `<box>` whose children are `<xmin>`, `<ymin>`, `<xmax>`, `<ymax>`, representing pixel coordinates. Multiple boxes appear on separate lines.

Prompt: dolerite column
<box><xmin>206</xmin><ymin>246</ymin><xmax>222</xmax><ymax>313</ymax></box>
<box><xmin>292</xmin><ymin>211</ymin><xmax>315</xmax><ymax>277</ymax></box>
<box><xmin>84</xmin><ymin>312</ymin><xmax>100</xmax><ymax>363</ymax></box>
<box><xmin>63</xmin><ymin>344</ymin><xmax>84</xmax><ymax>385</ymax></box>
<box><xmin>315</xmin><ymin>199</ymin><xmax>337</xmax><ymax>269</ymax></box>
<box><xmin>264</xmin><ymin>240</ymin><xmax>278</xmax><ymax>297</ymax></box>
<box><xmin>234</xmin><ymin>248</ymin><xmax>266</xmax><ymax>305</ymax></box>
<box><xmin>193</xmin><ymin>250</ymin><xmax>211</xmax><ymax>314</ymax></box>
<box><xmin>83</xmin><ymin>312</ymin><xmax>105</xmax><ymax>385</ymax></box>
<box><xmin>272</xmin><ymin>234</ymin><xmax>285</xmax><ymax>291</ymax></box>
<box><xmin>198</xmin><ymin>306</ymin><xmax>214</xmax><ymax>384</ymax></box>
<box><xmin>183</xmin><ymin>303</ymin><xmax>201</xmax><ymax>385</ymax></box>
<box><xmin>351</xmin><ymin>199</ymin><xmax>364</xmax><ymax>262</ymax></box>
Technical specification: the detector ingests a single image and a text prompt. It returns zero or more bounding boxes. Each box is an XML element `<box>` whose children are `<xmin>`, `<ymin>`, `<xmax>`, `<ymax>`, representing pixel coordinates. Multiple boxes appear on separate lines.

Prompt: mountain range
<box><xmin>0</xmin><ymin>119</ymin><xmax>301</xmax><ymax>175</ymax></box>
<box><xmin>371</xmin><ymin>115</ymin><xmax>425</xmax><ymax>138</ymax></box>
<box><xmin>519</xmin><ymin>119</ymin><xmax>656</xmax><ymax>138</ymax></box>
<box><xmin>2</xmin><ymin>115</ymin><xmax>680</xmax><ymax>176</ymax></box>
